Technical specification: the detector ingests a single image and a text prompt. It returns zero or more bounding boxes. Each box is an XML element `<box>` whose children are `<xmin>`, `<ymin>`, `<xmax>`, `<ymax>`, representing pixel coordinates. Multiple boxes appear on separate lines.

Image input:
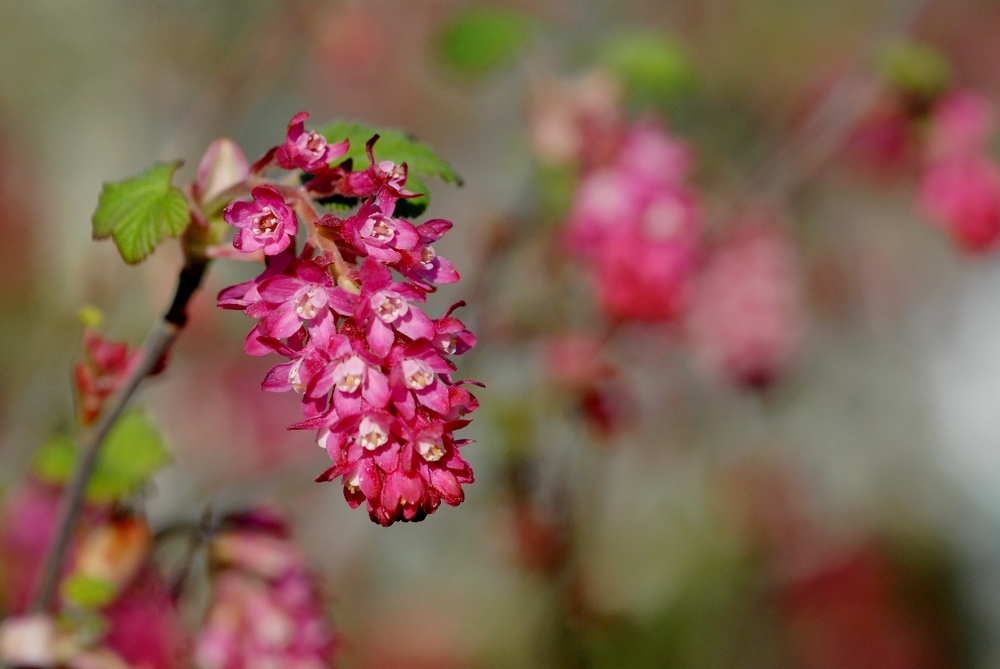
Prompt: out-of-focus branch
<box><xmin>28</xmin><ymin>257</ymin><xmax>210</xmax><ymax>614</ymax></box>
<box><xmin>740</xmin><ymin>0</ymin><xmax>929</xmax><ymax>204</ymax></box>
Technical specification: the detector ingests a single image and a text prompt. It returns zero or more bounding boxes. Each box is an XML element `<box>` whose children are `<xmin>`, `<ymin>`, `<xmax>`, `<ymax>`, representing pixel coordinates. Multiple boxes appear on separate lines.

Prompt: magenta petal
<box><xmin>430</xmin><ymin>468</ymin><xmax>464</xmax><ymax>505</ymax></box>
<box><xmin>327</xmin><ymin>288</ymin><xmax>357</xmax><ymax>316</ymax></box>
<box><xmin>374</xmin><ymin>445</ymin><xmax>398</xmax><ymax>473</ymax></box>
<box><xmin>261</xmin><ymin>234</ymin><xmax>292</xmax><ymax>256</ymax></box>
<box><xmin>418</xmin><ymin>219</ymin><xmax>453</xmax><ymax>242</ymax></box>
<box><xmin>224</xmin><ymin>200</ymin><xmax>257</xmax><ymax>227</ymax></box>
<box><xmin>396</xmin><ymin>307</ymin><xmax>435</xmax><ymax>341</ymax></box>
<box><xmin>360</xmin><ymin>256</ymin><xmax>391</xmax><ymax>290</ymax></box>
<box><xmin>363</xmin><ymin>370</ymin><xmax>390</xmax><ymax>409</ymax></box>
<box><xmin>258</xmin><ymin>276</ymin><xmax>303</xmax><ymax>302</ymax></box>
<box><xmin>367</xmin><ymin>318</ymin><xmax>394</xmax><ymax>357</ymax></box>
<box><xmin>234</xmin><ymin>229</ymin><xmax>264</xmax><ymax>253</ymax></box>
<box><xmin>217</xmin><ymin>278</ymin><xmax>257</xmax><ymax>309</ymax></box>
<box><xmin>287</xmin><ymin>111</ymin><xmax>310</xmax><ymax>137</ymax></box>
<box><xmin>251</xmin><ymin>185</ymin><xmax>288</xmax><ymax>209</ymax></box>
<box><xmin>264</xmin><ymin>306</ymin><xmax>302</xmax><ymax>339</ymax></box>
<box><xmin>327</xmin><ymin>138</ymin><xmax>350</xmax><ymax>161</ymax></box>
<box><xmin>366</xmin><ymin>246</ymin><xmax>401</xmax><ymax>263</ymax></box>
<box><xmin>243</xmin><ymin>324</ymin><xmax>271</xmax><ymax>356</ymax></box>
<box><xmin>426</xmin><ymin>257</ymin><xmax>460</xmax><ymax>284</ymax></box>
<box><xmin>416</xmin><ymin>380</ymin><xmax>450</xmax><ymax>414</ymax></box>
<box><xmin>333</xmin><ymin>389</ymin><xmax>362</xmax><ymax>417</ymax></box>
<box><xmin>393</xmin><ymin>221</ymin><xmax>420</xmax><ymax>250</ymax></box>
<box><xmin>360</xmin><ymin>459</ymin><xmax>382</xmax><ymax>500</ymax></box>
<box><xmin>262</xmin><ymin>362</ymin><xmax>295</xmax><ymax>392</ymax></box>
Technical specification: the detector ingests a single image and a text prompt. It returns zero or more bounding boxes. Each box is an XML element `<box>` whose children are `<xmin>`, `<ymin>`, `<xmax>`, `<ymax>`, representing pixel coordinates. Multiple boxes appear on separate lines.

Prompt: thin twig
<box><xmin>28</xmin><ymin>258</ymin><xmax>209</xmax><ymax>614</ymax></box>
<box><xmin>737</xmin><ymin>0</ymin><xmax>929</xmax><ymax>206</ymax></box>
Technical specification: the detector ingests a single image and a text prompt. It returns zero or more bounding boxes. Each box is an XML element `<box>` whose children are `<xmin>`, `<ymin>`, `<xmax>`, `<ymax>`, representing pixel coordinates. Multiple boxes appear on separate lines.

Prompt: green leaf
<box><xmin>33</xmin><ymin>435</ymin><xmax>77</xmax><ymax>484</ymax></box>
<box><xmin>877</xmin><ymin>40</ymin><xmax>951</xmax><ymax>98</ymax></box>
<box><xmin>435</xmin><ymin>7</ymin><xmax>534</xmax><ymax>77</ymax></box>
<box><xmin>62</xmin><ymin>574</ymin><xmax>117</xmax><ymax>610</ymax></box>
<box><xmin>32</xmin><ymin>409</ymin><xmax>172</xmax><ymax>503</ymax></box>
<box><xmin>92</xmin><ymin>161</ymin><xmax>191</xmax><ymax>264</ymax></box>
<box><xmin>597</xmin><ymin>31</ymin><xmax>696</xmax><ymax>103</ymax></box>
<box><xmin>320</xmin><ymin>121</ymin><xmax>462</xmax><ymax>185</ymax></box>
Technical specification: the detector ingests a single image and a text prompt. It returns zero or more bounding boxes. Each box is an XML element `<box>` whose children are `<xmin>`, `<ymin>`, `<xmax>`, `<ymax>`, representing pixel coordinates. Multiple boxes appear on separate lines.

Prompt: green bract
<box><xmin>33</xmin><ymin>409</ymin><xmax>172</xmax><ymax>504</ymax></box>
<box><xmin>92</xmin><ymin>161</ymin><xmax>191</xmax><ymax>264</ymax></box>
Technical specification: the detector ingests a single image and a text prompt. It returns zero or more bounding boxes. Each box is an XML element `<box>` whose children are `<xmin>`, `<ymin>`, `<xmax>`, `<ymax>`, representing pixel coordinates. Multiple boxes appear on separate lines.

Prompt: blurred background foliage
<box><xmin>2</xmin><ymin>0</ymin><xmax>1000</xmax><ymax>667</ymax></box>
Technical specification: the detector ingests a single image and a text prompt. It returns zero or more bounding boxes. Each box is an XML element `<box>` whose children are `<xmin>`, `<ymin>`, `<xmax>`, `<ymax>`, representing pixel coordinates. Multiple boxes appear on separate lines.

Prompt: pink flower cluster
<box><xmin>74</xmin><ymin>327</ymin><xmax>142</xmax><ymax>425</ymax></box>
<box><xmin>218</xmin><ymin>113</ymin><xmax>479</xmax><ymax>526</ymax></box>
<box><xmin>685</xmin><ymin>223</ymin><xmax>804</xmax><ymax>390</ymax></box>
<box><xmin>917</xmin><ymin>90</ymin><xmax>1000</xmax><ymax>253</ymax></box>
<box><xmin>562</xmin><ymin>123</ymin><xmax>701</xmax><ymax>322</ymax></box>
<box><xmin>195</xmin><ymin>514</ymin><xmax>339</xmax><ymax>669</ymax></box>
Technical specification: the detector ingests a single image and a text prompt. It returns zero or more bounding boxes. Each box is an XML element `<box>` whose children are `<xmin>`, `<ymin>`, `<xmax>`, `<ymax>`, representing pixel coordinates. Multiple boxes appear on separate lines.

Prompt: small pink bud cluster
<box><xmin>194</xmin><ymin>514</ymin><xmax>339</xmax><ymax>669</ymax></box>
<box><xmin>685</xmin><ymin>222</ymin><xmax>805</xmax><ymax>390</ymax></box>
<box><xmin>917</xmin><ymin>90</ymin><xmax>1000</xmax><ymax>253</ymax></box>
<box><xmin>74</xmin><ymin>327</ymin><xmax>142</xmax><ymax>425</ymax></box>
<box><xmin>562</xmin><ymin>123</ymin><xmax>701</xmax><ymax>322</ymax></box>
<box><xmin>218</xmin><ymin>113</ymin><xmax>479</xmax><ymax>526</ymax></box>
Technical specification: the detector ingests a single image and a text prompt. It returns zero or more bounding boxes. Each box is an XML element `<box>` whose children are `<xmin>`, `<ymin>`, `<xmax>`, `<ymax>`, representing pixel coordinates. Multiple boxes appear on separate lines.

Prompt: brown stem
<box><xmin>28</xmin><ymin>257</ymin><xmax>210</xmax><ymax>614</ymax></box>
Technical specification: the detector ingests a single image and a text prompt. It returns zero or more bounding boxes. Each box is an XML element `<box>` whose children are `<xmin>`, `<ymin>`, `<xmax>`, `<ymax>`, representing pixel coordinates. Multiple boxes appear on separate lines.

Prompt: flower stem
<box><xmin>28</xmin><ymin>257</ymin><xmax>210</xmax><ymax>614</ymax></box>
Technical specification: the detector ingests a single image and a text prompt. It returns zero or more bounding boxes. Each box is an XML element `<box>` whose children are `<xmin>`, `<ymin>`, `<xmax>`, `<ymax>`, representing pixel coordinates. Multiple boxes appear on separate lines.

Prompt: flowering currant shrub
<box><xmin>217</xmin><ymin>113</ymin><xmax>480</xmax><ymax>526</ymax></box>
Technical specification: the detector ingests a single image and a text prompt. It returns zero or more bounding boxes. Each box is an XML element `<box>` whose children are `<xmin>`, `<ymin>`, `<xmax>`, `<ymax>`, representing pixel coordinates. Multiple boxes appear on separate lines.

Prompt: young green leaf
<box><xmin>62</xmin><ymin>574</ymin><xmax>118</xmax><ymax>610</ymax></box>
<box><xmin>320</xmin><ymin>121</ymin><xmax>462</xmax><ymax>185</ymax></box>
<box><xmin>32</xmin><ymin>409</ymin><xmax>172</xmax><ymax>503</ymax></box>
<box><xmin>92</xmin><ymin>161</ymin><xmax>191</xmax><ymax>264</ymax></box>
<box><xmin>877</xmin><ymin>40</ymin><xmax>951</xmax><ymax>99</ymax></box>
<box><xmin>435</xmin><ymin>7</ymin><xmax>535</xmax><ymax>77</ymax></box>
<box><xmin>597</xmin><ymin>31</ymin><xmax>696</xmax><ymax>104</ymax></box>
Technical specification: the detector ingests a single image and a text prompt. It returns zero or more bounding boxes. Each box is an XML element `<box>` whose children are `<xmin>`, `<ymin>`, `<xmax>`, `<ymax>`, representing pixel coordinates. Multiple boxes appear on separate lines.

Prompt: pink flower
<box><xmin>592</xmin><ymin>224</ymin><xmax>699</xmax><ymax>323</ymax></box>
<box><xmin>354</xmin><ymin>258</ymin><xmax>435</xmax><ymax>357</ymax></box>
<box><xmin>617</xmin><ymin>122</ymin><xmax>694</xmax><ymax>188</ymax></box>
<box><xmin>0</xmin><ymin>482</ymin><xmax>63</xmax><ymax>612</ymax></box>
<box><xmin>685</xmin><ymin>223</ymin><xmax>805</xmax><ymax>389</ymax></box>
<box><xmin>387</xmin><ymin>341</ymin><xmax>455</xmax><ymax>419</ymax></box>
<box><xmin>431</xmin><ymin>302</ymin><xmax>476</xmax><ymax>356</ymax></box>
<box><xmin>918</xmin><ymin>155</ymin><xmax>1000</xmax><ymax>253</ymax></box>
<box><xmin>195</xmin><ymin>518</ymin><xmax>339</xmax><ymax>669</ymax></box>
<box><xmin>217</xmin><ymin>245</ymin><xmax>296</xmax><ymax>311</ymax></box>
<box><xmin>317</xmin><ymin>411</ymin><xmax>475</xmax><ymax>526</ymax></box>
<box><xmin>225</xmin><ymin>185</ymin><xmax>298</xmax><ymax>256</ymax></box>
<box><xmin>74</xmin><ymin>328</ymin><xmax>142</xmax><ymax>425</ymax></box>
<box><xmin>275</xmin><ymin>111</ymin><xmax>349</xmax><ymax>173</ymax></box>
<box><xmin>103</xmin><ymin>568</ymin><xmax>187</xmax><ymax>669</ymax></box>
<box><xmin>396</xmin><ymin>219</ymin><xmax>460</xmax><ymax>289</ymax></box>
<box><xmin>322</xmin><ymin>199</ymin><xmax>420</xmax><ymax>263</ymax></box>
<box><xmin>309</xmin><ymin>334</ymin><xmax>390</xmax><ymax>417</ymax></box>
<box><xmin>195</xmin><ymin>138</ymin><xmax>249</xmax><ymax>205</ymax></box>
<box><xmin>251</xmin><ymin>260</ymin><xmax>356</xmax><ymax>342</ymax></box>
<box><xmin>925</xmin><ymin>90</ymin><xmax>996</xmax><ymax>162</ymax></box>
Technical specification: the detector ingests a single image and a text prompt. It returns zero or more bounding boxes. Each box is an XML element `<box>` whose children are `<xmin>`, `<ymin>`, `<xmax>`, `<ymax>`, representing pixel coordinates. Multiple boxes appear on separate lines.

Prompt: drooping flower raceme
<box><xmin>685</xmin><ymin>221</ymin><xmax>805</xmax><ymax>389</ymax></box>
<box><xmin>195</xmin><ymin>512</ymin><xmax>339</xmax><ymax>669</ymax></box>
<box><xmin>917</xmin><ymin>89</ymin><xmax>1000</xmax><ymax>253</ymax></box>
<box><xmin>562</xmin><ymin>122</ymin><xmax>701</xmax><ymax>322</ymax></box>
<box><xmin>218</xmin><ymin>114</ymin><xmax>479</xmax><ymax>526</ymax></box>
